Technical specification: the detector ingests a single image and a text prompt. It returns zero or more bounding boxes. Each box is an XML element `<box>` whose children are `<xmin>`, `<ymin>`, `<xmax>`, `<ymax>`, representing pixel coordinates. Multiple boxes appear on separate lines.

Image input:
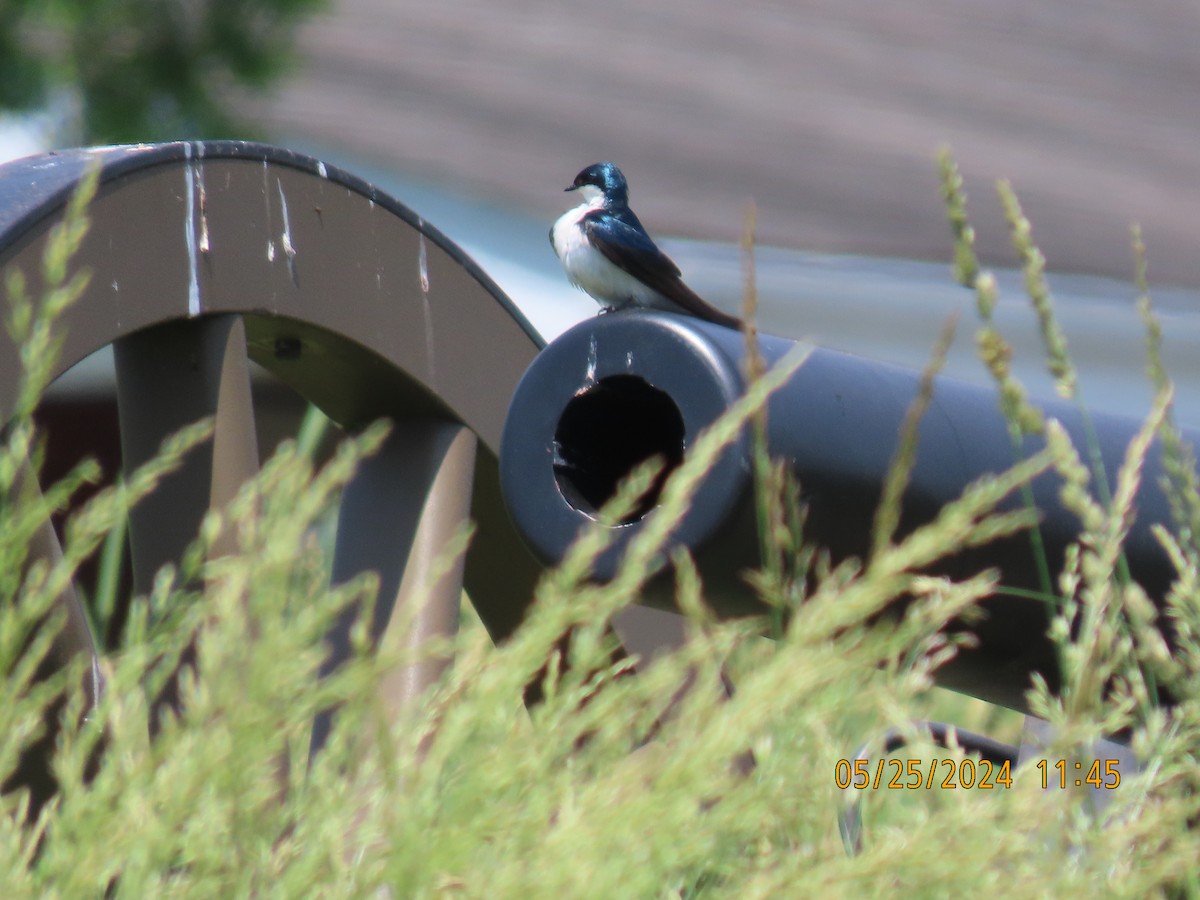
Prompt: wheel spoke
<box><xmin>114</xmin><ymin>314</ymin><xmax>260</xmax><ymax>592</ymax></box>
<box><xmin>312</xmin><ymin>420</ymin><xmax>476</xmax><ymax>757</ymax></box>
<box><xmin>26</xmin><ymin>502</ymin><xmax>101</xmax><ymax>696</ymax></box>
<box><xmin>9</xmin><ymin>467</ymin><xmax>101</xmax><ymax>818</ymax></box>
<box><xmin>114</xmin><ymin>315</ymin><xmax>259</xmax><ymax>724</ymax></box>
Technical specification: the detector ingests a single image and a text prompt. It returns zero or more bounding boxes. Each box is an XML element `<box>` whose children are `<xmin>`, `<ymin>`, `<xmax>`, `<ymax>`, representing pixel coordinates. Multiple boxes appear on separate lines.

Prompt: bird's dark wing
<box><xmin>581</xmin><ymin>207</ymin><xmax>681</xmax><ymax>282</ymax></box>
<box><xmin>581</xmin><ymin>208</ymin><xmax>742</xmax><ymax>329</ymax></box>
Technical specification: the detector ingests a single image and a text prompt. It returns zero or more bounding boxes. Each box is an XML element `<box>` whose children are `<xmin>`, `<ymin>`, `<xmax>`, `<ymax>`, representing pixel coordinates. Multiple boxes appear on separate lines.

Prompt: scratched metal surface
<box><xmin>256</xmin><ymin>0</ymin><xmax>1200</xmax><ymax>291</ymax></box>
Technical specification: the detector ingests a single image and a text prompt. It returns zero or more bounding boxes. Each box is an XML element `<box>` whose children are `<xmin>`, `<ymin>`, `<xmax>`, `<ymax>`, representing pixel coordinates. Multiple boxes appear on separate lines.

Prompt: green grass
<box><xmin>2</xmin><ymin>157</ymin><xmax>1200</xmax><ymax>896</ymax></box>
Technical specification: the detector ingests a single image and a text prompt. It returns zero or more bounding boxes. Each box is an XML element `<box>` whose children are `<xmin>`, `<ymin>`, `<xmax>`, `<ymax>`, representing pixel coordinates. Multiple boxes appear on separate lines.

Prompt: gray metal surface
<box><xmin>500</xmin><ymin>309</ymin><xmax>1187</xmax><ymax>712</ymax></box>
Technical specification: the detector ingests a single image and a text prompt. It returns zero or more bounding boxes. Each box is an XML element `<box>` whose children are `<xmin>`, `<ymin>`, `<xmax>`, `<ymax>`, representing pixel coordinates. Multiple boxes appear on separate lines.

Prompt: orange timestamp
<box><xmin>1036</xmin><ymin>758</ymin><xmax>1121</xmax><ymax>790</ymax></box>
<box><xmin>834</xmin><ymin>757</ymin><xmax>1013</xmax><ymax>791</ymax></box>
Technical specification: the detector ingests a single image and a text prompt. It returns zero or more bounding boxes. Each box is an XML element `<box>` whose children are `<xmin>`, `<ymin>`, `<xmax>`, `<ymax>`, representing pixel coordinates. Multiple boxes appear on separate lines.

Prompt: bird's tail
<box><xmin>666</xmin><ymin>279</ymin><xmax>743</xmax><ymax>330</ymax></box>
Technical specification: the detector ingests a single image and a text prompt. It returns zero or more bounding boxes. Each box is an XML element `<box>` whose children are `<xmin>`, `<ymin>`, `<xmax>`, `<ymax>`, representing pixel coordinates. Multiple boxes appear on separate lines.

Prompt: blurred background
<box><xmin>3</xmin><ymin>0</ymin><xmax>1195</xmax><ymax>752</ymax></box>
<box><xmin>261</xmin><ymin>1</ymin><xmax>1200</xmax><ymax>286</ymax></box>
<box><xmin>3</xmin><ymin>0</ymin><xmax>1199</xmax><ymax>414</ymax></box>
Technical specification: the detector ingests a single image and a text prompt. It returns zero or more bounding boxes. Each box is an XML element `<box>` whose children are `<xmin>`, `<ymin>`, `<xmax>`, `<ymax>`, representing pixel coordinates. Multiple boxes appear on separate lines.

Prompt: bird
<box><xmin>549</xmin><ymin>162</ymin><xmax>742</xmax><ymax>329</ymax></box>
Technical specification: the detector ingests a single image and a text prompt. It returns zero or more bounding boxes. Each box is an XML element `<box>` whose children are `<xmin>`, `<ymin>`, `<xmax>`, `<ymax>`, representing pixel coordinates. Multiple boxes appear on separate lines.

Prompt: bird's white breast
<box><xmin>551</xmin><ymin>203</ymin><xmax>660</xmax><ymax>310</ymax></box>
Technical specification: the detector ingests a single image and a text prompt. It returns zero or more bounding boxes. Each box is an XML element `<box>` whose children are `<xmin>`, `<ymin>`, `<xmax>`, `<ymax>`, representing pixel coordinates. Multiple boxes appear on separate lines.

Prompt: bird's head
<box><xmin>567</xmin><ymin>162</ymin><xmax>629</xmax><ymax>206</ymax></box>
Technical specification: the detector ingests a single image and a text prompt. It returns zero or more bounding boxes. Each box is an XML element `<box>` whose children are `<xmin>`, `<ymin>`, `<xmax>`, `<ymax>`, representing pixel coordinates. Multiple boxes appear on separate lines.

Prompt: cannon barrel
<box><xmin>500</xmin><ymin>310</ymin><xmax>1184</xmax><ymax>711</ymax></box>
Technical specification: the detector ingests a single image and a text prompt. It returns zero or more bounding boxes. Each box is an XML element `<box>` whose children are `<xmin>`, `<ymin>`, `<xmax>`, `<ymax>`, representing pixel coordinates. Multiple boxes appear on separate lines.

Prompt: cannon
<box><xmin>500</xmin><ymin>309</ymin><xmax>1184</xmax><ymax>713</ymax></box>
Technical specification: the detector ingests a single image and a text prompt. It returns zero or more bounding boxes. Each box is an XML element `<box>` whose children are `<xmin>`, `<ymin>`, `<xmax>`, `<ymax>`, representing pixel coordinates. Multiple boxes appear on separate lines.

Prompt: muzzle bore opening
<box><xmin>553</xmin><ymin>375</ymin><xmax>685</xmax><ymax>524</ymax></box>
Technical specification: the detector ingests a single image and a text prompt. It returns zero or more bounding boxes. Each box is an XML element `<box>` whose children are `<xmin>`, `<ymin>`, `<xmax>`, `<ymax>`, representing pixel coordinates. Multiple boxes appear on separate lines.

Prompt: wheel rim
<box><xmin>0</xmin><ymin>142</ymin><xmax>549</xmax><ymax>801</ymax></box>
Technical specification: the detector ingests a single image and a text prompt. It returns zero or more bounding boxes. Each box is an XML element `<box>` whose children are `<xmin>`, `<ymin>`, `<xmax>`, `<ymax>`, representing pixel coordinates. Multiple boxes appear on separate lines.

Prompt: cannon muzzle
<box><xmin>500</xmin><ymin>311</ymin><xmax>1180</xmax><ymax>711</ymax></box>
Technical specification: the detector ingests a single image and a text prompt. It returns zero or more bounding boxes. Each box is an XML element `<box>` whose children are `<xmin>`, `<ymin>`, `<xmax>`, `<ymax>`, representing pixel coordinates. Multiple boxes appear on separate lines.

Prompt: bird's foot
<box><xmin>598</xmin><ymin>299</ymin><xmax>637</xmax><ymax>316</ymax></box>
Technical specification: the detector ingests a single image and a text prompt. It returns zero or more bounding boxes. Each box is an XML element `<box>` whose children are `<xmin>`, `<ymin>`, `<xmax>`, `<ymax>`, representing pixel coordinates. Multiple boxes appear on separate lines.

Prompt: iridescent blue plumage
<box><xmin>549</xmin><ymin>162</ymin><xmax>742</xmax><ymax>329</ymax></box>
<box><xmin>570</xmin><ymin>162</ymin><xmax>629</xmax><ymax>205</ymax></box>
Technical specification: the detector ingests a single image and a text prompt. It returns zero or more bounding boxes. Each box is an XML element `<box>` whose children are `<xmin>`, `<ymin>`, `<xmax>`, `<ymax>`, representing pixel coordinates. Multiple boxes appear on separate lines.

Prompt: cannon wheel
<box><xmin>0</xmin><ymin>141</ymin><xmax>557</xmax><ymax>805</ymax></box>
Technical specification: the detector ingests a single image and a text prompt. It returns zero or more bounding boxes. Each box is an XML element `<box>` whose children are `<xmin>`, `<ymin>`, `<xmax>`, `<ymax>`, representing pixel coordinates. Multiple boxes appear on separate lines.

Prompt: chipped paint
<box><xmin>262</xmin><ymin>159</ymin><xmax>275</xmax><ymax>264</ymax></box>
<box><xmin>277</xmin><ymin>180</ymin><xmax>296</xmax><ymax>259</ymax></box>
<box><xmin>418</xmin><ymin>232</ymin><xmax>430</xmax><ymax>293</ymax></box>
<box><xmin>197</xmin><ymin>182</ymin><xmax>210</xmax><ymax>257</ymax></box>
<box><xmin>585</xmin><ymin>334</ymin><xmax>598</xmax><ymax>383</ymax></box>
<box><xmin>418</xmin><ymin>233</ymin><xmax>435</xmax><ymax>381</ymax></box>
<box><xmin>183</xmin><ymin>143</ymin><xmax>201</xmax><ymax>316</ymax></box>
<box><xmin>277</xmin><ymin>178</ymin><xmax>298</xmax><ymax>285</ymax></box>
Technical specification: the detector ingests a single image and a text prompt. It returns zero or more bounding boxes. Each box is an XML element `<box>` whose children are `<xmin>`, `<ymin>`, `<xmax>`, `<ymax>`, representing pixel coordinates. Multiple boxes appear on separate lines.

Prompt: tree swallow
<box><xmin>550</xmin><ymin>162</ymin><xmax>742</xmax><ymax>329</ymax></box>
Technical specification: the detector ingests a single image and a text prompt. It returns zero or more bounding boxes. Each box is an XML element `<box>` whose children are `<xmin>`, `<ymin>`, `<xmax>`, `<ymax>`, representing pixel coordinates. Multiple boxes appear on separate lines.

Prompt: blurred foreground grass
<box><xmin>1</xmin><ymin>157</ymin><xmax>1199</xmax><ymax>896</ymax></box>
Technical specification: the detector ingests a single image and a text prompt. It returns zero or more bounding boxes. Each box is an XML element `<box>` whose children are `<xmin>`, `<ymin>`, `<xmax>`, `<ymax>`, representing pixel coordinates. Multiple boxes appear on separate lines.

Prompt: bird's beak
<box><xmin>564</xmin><ymin>184</ymin><xmax>578</xmax><ymax>192</ymax></box>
